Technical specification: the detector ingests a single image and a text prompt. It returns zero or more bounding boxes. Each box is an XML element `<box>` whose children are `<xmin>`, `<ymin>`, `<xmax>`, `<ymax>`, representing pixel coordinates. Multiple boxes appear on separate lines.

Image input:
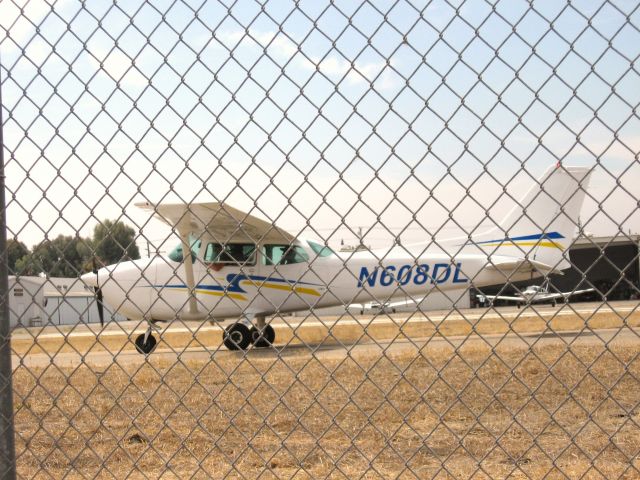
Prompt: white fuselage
<box><xmin>83</xmin><ymin>166</ymin><xmax>592</xmax><ymax>323</ymax></box>
<box><xmin>91</xmin><ymin>242</ymin><xmax>535</xmax><ymax>322</ymax></box>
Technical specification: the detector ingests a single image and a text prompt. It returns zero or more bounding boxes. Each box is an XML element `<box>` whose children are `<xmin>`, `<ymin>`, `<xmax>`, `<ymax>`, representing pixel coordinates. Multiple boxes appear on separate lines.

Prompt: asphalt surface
<box><xmin>11</xmin><ymin>300</ymin><xmax>640</xmax><ymax>369</ymax></box>
<box><xmin>15</xmin><ymin>299</ymin><xmax>640</xmax><ymax>338</ymax></box>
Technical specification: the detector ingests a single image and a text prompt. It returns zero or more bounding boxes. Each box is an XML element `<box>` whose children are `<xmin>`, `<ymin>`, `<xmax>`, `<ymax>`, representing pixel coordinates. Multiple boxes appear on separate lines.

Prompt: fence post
<box><xmin>0</xmin><ymin>66</ymin><xmax>17</xmax><ymax>480</ymax></box>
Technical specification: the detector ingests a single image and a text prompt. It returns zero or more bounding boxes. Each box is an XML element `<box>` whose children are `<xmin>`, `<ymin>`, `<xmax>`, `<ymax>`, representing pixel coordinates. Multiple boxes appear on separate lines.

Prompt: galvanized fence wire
<box><xmin>1</xmin><ymin>0</ymin><xmax>640</xmax><ymax>478</ymax></box>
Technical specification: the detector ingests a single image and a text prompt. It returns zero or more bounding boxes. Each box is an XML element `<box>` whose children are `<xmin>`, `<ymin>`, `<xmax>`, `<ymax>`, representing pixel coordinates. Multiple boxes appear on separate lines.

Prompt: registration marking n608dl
<box><xmin>357</xmin><ymin>263</ymin><xmax>468</xmax><ymax>287</ymax></box>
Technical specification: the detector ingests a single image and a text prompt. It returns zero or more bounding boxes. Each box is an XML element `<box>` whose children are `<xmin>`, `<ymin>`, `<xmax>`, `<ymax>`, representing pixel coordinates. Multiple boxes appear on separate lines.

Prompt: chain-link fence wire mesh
<box><xmin>1</xmin><ymin>0</ymin><xmax>640</xmax><ymax>477</ymax></box>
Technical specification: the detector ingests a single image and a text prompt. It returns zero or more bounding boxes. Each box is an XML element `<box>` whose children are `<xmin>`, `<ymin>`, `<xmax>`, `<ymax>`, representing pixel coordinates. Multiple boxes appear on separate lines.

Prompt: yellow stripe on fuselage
<box><xmin>197</xmin><ymin>289</ymin><xmax>247</xmax><ymax>301</ymax></box>
<box><xmin>241</xmin><ymin>280</ymin><xmax>321</xmax><ymax>297</ymax></box>
<box><xmin>480</xmin><ymin>240</ymin><xmax>564</xmax><ymax>250</ymax></box>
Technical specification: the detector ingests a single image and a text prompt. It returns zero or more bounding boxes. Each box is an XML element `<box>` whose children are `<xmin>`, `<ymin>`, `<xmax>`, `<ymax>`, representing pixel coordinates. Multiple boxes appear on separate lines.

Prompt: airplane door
<box><xmin>256</xmin><ymin>244</ymin><xmax>324</xmax><ymax>313</ymax></box>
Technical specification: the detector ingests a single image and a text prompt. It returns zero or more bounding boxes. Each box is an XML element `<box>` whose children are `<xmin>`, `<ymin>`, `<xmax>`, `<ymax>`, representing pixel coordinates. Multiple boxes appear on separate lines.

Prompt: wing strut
<box><xmin>180</xmin><ymin>233</ymin><xmax>200</xmax><ymax>317</ymax></box>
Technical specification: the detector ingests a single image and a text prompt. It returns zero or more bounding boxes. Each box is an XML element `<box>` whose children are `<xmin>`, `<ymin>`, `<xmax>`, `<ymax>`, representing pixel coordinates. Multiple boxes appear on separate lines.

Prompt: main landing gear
<box><xmin>132</xmin><ymin>316</ymin><xmax>274</xmax><ymax>354</ymax></box>
<box><xmin>223</xmin><ymin>316</ymin><xmax>275</xmax><ymax>351</ymax></box>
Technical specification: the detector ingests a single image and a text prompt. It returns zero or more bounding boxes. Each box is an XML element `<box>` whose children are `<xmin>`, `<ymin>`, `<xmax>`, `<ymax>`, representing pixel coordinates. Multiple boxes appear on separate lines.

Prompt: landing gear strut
<box><xmin>223</xmin><ymin>316</ymin><xmax>275</xmax><ymax>350</ymax></box>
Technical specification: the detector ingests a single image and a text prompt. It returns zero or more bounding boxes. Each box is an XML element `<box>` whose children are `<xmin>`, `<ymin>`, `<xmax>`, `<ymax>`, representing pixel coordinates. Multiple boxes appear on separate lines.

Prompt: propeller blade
<box><xmin>96</xmin><ymin>286</ymin><xmax>104</xmax><ymax>327</ymax></box>
<box><xmin>92</xmin><ymin>257</ymin><xmax>104</xmax><ymax>327</ymax></box>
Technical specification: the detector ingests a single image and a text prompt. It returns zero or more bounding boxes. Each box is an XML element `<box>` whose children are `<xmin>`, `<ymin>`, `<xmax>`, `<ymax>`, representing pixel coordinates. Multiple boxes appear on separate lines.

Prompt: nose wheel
<box><xmin>135</xmin><ymin>332</ymin><xmax>158</xmax><ymax>355</ymax></box>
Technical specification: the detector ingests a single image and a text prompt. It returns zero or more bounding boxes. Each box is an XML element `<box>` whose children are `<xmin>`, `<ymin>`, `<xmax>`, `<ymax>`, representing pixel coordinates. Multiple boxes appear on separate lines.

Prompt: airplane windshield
<box><xmin>168</xmin><ymin>236</ymin><xmax>201</xmax><ymax>263</ymax></box>
<box><xmin>307</xmin><ymin>241</ymin><xmax>335</xmax><ymax>257</ymax></box>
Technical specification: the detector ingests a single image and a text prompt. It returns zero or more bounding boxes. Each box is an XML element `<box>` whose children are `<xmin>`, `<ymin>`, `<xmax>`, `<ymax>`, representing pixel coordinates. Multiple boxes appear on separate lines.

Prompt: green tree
<box><xmin>92</xmin><ymin>219</ymin><xmax>140</xmax><ymax>266</ymax></box>
<box><xmin>6</xmin><ymin>239</ymin><xmax>29</xmax><ymax>274</ymax></box>
<box><xmin>16</xmin><ymin>235</ymin><xmax>91</xmax><ymax>277</ymax></box>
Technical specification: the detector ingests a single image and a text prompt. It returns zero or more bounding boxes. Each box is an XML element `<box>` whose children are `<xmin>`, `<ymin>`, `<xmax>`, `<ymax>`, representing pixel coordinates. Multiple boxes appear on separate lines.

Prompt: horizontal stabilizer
<box><xmin>486</xmin><ymin>258</ymin><xmax>564</xmax><ymax>276</ymax></box>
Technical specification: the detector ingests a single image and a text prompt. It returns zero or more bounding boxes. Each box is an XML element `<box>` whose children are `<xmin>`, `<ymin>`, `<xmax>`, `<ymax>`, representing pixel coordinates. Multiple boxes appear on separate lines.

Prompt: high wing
<box><xmin>486</xmin><ymin>258</ymin><xmax>564</xmax><ymax>276</ymax></box>
<box><xmin>135</xmin><ymin>201</ymin><xmax>294</xmax><ymax>319</ymax></box>
<box><xmin>135</xmin><ymin>201</ymin><xmax>294</xmax><ymax>244</ymax></box>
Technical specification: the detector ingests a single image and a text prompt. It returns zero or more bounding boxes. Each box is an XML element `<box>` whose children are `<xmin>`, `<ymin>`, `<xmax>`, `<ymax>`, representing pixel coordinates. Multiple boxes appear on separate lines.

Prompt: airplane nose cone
<box><xmin>81</xmin><ymin>271</ymin><xmax>98</xmax><ymax>288</ymax></box>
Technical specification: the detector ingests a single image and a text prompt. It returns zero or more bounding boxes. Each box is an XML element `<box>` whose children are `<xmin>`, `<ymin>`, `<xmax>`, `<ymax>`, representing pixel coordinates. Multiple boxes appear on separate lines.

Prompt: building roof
<box><xmin>8</xmin><ymin>276</ymin><xmax>46</xmax><ymax>287</ymax></box>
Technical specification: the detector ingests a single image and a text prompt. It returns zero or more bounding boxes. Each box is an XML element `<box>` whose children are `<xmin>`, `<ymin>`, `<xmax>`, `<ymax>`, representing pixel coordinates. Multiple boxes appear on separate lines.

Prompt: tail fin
<box><xmin>472</xmin><ymin>165</ymin><xmax>591</xmax><ymax>270</ymax></box>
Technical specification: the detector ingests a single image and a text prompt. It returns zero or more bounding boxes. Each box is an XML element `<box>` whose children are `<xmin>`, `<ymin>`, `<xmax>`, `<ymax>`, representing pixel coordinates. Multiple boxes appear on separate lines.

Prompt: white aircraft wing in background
<box><xmin>349</xmin><ymin>296</ymin><xmax>425</xmax><ymax>314</ymax></box>
<box><xmin>483</xmin><ymin>287</ymin><xmax>594</xmax><ymax>306</ymax></box>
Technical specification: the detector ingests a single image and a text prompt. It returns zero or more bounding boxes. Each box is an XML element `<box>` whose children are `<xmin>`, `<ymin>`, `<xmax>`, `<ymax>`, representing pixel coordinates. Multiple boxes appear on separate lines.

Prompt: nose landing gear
<box><xmin>223</xmin><ymin>316</ymin><xmax>275</xmax><ymax>351</ymax></box>
<box><xmin>135</xmin><ymin>332</ymin><xmax>158</xmax><ymax>355</ymax></box>
<box><xmin>135</xmin><ymin>320</ymin><xmax>162</xmax><ymax>355</ymax></box>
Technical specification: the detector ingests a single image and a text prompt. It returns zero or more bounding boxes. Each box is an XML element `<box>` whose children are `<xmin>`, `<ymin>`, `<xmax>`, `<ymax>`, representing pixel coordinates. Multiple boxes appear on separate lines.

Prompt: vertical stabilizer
<box><xmin>472</xmin><ymin>165</ymin><xmax>591</xmax><ymax>270</ymax></box>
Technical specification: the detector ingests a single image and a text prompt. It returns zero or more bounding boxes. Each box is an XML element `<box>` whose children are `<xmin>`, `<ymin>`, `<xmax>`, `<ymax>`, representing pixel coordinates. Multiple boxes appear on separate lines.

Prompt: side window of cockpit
<box><xmin>263</xmin><ymin>245</ymin><xmax>309</xmax><ymax>265</ymax></box>
<box><xmin>204</xmin><ymin>243</ymin><xmax>256</xmax><ymax>266</ymax></box>
<box><xmin>168</xmin><ymin>239</ymin><xmax>201</xmax><ymax>263</ymax></box>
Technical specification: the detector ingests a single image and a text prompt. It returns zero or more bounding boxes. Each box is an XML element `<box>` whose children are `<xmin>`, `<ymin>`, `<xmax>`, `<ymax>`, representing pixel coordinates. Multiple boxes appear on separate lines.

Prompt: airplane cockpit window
<box><xmin>263</xmin><ymin>245</ymin><xmax>309</xmax><ymax>265</ymax></box>
<box><xmin>204</xmin><ymin>243</ymin><xmax>256</xmax><ymax>266</ymax></box>
<box><xmin>168</xmin><ymin>237</ymin><xmax>201</xmax><ymax>263</ymax></box>
<box><xmin>307</xmin><ymin>240</ymin><xmax>335</xmax><ymax>258</ymax></box>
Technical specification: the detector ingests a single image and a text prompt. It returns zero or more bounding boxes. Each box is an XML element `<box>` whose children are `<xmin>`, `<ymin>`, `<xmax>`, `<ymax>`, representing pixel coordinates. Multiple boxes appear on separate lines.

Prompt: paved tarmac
<box><xmin>14</xmin><ymin>300</ymin><xmax>640</xmax><ymax>339</ymax></box>
<box><xmin>11</xmin><ymin>300</ymin><xmax>640</xmax><ymax>369</ymax></box>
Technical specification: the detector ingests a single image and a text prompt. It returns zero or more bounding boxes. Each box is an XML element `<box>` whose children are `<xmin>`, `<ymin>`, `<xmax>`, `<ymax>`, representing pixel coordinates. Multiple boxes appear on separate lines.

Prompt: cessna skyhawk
<box><xmin>81</xmin><ymin>165</ymin><xmax>591</xmax><ymax>354</ymax></box>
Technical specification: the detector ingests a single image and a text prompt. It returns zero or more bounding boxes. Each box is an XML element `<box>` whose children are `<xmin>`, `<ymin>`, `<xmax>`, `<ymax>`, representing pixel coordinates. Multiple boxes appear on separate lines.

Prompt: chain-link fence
<box><xmin>1</xmin><ymin>0</ymin><xmax>640</xmax><ymax>478</ymax></box>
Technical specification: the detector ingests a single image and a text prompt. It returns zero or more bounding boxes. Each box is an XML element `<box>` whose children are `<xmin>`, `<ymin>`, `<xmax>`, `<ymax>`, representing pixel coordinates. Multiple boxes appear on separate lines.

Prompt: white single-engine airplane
<box><xmin>81</xmin><ymin>165</ymin><xmax>591</xmax><ymax>354</ymax></box>
<box><xmin>480</xmin><ymin>281</ymin><xmax>594</xmax><ymax>308</ymax></box>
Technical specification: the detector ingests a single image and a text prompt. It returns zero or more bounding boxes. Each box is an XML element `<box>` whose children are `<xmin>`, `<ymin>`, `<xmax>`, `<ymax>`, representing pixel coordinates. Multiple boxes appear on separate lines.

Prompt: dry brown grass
<box><xmin>12</xmin><ymin>341</ymin><xmax>640</xmax><ymax>479</ymax></box>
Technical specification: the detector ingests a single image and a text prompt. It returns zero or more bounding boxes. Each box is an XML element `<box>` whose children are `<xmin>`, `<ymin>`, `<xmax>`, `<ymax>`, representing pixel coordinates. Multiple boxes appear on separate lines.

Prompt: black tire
<box><xmin>135</xmin><ymin>333</ymin><xmax>157</xmax><ymax>355</ymax></box>
<box><xmin>250</xmin><ymin>324</ymin><xmax>275</xmax><ymax>348</ymax></box>
<box><xmin>551</xmin><ymin>300</ymin><xmax>557</xmax><ymax>307</ymax></box>
<box><xmin>223</xmin><ymin>323</ymin><xmax>251</xmax><ymax>350</ymax></box>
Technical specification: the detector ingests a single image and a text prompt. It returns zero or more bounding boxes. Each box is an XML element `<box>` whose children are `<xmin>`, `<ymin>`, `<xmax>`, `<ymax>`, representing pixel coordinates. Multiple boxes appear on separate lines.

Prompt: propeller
<box><xmin>92</xmin><ymin>257</ymin><xmax>105</xmax><ymax>327</ymax></box>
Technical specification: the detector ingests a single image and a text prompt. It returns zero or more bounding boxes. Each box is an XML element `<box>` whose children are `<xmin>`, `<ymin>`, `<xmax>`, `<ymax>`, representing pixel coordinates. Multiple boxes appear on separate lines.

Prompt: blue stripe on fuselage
<box><xmin>474</xmin><ymin>232</ymin><xmax>564</xmax><ymax>245</ymax></box>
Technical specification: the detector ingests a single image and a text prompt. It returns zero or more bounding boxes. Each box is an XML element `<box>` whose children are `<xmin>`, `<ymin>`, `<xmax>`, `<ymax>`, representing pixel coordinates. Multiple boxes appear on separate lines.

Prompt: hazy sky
<box><xmin>1</xmin><ymin>0</ymin><xmax>638</xmax><ymax>253</ymax></box>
